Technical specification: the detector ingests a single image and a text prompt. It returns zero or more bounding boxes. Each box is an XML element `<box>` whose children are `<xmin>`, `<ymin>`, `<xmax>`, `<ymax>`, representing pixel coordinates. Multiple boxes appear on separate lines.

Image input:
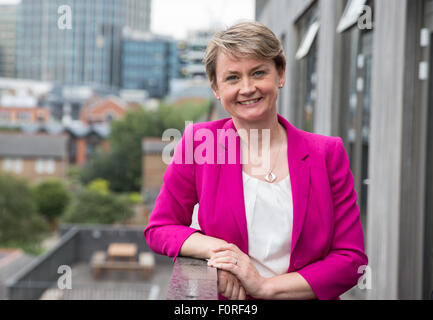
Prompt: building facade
<box><xmin>258</xmin><ymin>0</ymin><xmax>433</xmax><ymax>299</ymax></box>
<box><xmin>0</xmin><ymin>3</ymin><xmax>18</xmax><ymax>78</ymax></box>
<box><xmin>15</xmin><ymin>0</ymin><xmax>151</xmax><ymax>87</ymax></box>
<box><xmin>121</xmin><ymin>30</ymin><xmax>178</xmax><ymax>98</ymax></box>
<box><xmin>0</xmin><ymin>132</ymin><xmax>68</xmax><ymax>184</ymax></box>
<box><xmin>180</xmin><ymin>30</ymin><xmax>216</xmax><ymax>79</ymax></box>
<box><xmin>0</xmin><ymin>106</ymin><xmax>50</xmax><ymax>125</ymax></box>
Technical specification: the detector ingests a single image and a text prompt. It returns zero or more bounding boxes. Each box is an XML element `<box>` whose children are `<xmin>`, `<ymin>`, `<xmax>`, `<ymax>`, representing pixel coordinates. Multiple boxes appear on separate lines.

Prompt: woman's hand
<box><xmin>208</xmin><ymin>243</ymin><xmax>266</xmax><ymax>298</ymax></box>
<box><xmin>217</xmin><ymin>269</ymin><xmax>247</xmax><ymax>300</ymax></box>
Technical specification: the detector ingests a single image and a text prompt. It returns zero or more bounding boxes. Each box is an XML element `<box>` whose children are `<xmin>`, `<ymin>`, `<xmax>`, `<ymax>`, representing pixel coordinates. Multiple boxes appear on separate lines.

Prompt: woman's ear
<box><xmin>278</xmin><ymin>67</ymin><xmax>286</xmax><ymax>88</ymax></box>
<box><xmin>212</xmin><ymin>83</ymin><xmax>220</xmax><ymax>100</ymax></box>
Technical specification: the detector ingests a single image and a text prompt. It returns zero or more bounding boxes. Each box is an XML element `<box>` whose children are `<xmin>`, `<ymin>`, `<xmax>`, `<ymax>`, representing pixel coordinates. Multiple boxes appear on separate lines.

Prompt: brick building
<box><xmin>0</xmin><ymin>106</ymin><xmax>50</xmax><ymax>125</ymax></box>
<box><xmin>80</xmin><ymin>96</ymin><xmax>126</xmax><ymax>125</ymax></box>
<box><xmin>0</xmin><ymin>132</ymin><xmax>68</xmax><ymax>184</ymax></box>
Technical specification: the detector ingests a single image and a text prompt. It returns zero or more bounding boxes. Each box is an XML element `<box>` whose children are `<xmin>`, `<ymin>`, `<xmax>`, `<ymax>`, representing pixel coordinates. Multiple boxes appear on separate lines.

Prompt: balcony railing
<box><xmin>166</xmin><ymin>257</ymin><xmax>218</xmax><ymax>300</ymax></box>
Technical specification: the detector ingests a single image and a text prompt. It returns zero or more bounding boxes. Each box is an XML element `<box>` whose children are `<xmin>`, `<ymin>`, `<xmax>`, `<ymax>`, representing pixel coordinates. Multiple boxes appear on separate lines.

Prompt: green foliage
<box><xmin>0</xmin><ymin>173</ymin><xmax>49</xmax><ymax>244</ymax></box>
<box><xmin>128</xmin><ymin>192</ymin><xmax>142</xmax><ymax>205</ymax></box>
<box><xmin>33</xmin><ymin>179</ymin><xmax>70</xmax><ymax>221</ymax></box>
<box><xmin>0</xmin><ymin>240</ymin><xmax>46</xmax><ymax>256</ymax></box>
<box><xmin>159</xmin><ymin>99</ymin><xmax>211</xmax><ymax>131</ymax></box>
<box><xmin>79</xmin><ymin>147</ymin><xmax>134</xmax><ymax>192</ymax></box>
<box><xmin>62</xmin><ymin>189</ymin><xmax>134</xmax><ymax>225</ymax></box>
<box><xmin>80</xmin><ymin>99</ymin><xmax>211</xmax><ymax>192</ymax></box>
<box><xmin>67</xmin><ymin>165</ymin><xmax>81</xmax><ymax>181</ymax></box>
<box><xmin>87</xmin><ymin>178</ymin><xmax>110</xmax><ymax>195</ymax></box>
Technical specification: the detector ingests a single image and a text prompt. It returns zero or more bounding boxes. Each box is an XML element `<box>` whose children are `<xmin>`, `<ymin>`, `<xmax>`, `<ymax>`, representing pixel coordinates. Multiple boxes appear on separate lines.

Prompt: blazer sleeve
<box><xmin>297</xmin><ymin>137</ymin><xmax>368</xmax><ymax>300</ymax></box>
<box><xmin>144</xmin><ymin>123</ymin><xmax>200</xmax><ymax>261</ymax></box>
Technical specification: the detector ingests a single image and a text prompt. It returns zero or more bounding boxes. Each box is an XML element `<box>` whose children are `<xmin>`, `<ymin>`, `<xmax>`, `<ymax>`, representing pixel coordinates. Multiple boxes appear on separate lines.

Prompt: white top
<box><xmin>242</xmin><ymin>171</ymin><xmax>293</xmax><ymax>278</ymax></box>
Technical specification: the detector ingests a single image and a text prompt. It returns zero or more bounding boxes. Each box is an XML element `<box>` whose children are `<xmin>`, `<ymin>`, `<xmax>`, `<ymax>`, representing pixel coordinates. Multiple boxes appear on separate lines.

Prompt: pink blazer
<box><xmin>144</xmin><ymin>114</ymin><xmax>368</xmax><ymax>300</ymax></box>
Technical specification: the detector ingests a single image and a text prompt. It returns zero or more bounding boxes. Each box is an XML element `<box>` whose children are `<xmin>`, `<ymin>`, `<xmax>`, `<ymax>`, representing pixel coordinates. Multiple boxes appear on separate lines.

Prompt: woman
<box><xmin>144</xmin><ymin>21</ymin><xmax>368</xmax><ymax>300</ymax></box>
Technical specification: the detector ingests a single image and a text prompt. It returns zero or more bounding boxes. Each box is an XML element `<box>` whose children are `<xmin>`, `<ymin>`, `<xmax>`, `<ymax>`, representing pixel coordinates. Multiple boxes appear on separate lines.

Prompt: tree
<box><xmin>0</xmin><ymin>173</ymin><xmax>48</xmax><ymax>245</ymax></box>
<box><xmin>79</xmin><ymin>99</ymin><xmax>211</xmax><ymax>192</ymax></box>
<box><xmin>80</xmin><ymin>147</ymin><xmax>135</xmax><ymax>192</ymax></box>
<box><xmin>33</xmin><ymin>179</ymin><xmax>70</xmax><ymax>229</ymax></box>
<box><xmin>62</xmin><ymin>188</ymin><xmax>134</xmax><ymax>225</ymax></box>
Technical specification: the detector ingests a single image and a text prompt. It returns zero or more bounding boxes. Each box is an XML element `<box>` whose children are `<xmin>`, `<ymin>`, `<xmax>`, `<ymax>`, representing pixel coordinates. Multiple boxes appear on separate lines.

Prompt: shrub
<box><xmin>128</xmin><ymin>192</ymin><xmax>142</xmax><ymax>205</ymax></box>
<box><xmin>87</xmin><ymin>178</ymin><xmax>110</xmax><ymax>195</ymax></box>
<box><xmin>0</xmin><ymin>173</ymin><xmax>48</xmax><ymax>244</ymax></box>
<box><xmin>62</xmin><ymin>189</ymin><xmax>134</xmax><ymax>225</ymax></box>
<box><xmin>33</xmin><ymin>179</ymin><xmax>70</xmax><ymax>223</ymax></box>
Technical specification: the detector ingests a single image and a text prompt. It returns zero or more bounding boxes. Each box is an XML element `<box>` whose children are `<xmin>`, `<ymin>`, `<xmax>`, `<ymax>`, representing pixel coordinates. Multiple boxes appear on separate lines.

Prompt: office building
<box><xmin>120</xmin><ymin>30</ymin><xmax>179</xmax><ymax>98</ymax></box>
<box><xmin>0</xmin><ymin>3</ymin><xmax>18</xmax><ymax>78</ymax></box>
<box><xmin>15</xmin><ymin>0</ymin><xmax>151</xmax><ymax>87</ymax></box>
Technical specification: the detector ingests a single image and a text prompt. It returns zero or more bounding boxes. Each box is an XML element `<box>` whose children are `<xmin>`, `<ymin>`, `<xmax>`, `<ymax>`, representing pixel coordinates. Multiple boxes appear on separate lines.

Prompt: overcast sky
<box><xmin>151</xmin><ymin>0</ymin><xmax>256</xmax><ymax>39</ymax></box>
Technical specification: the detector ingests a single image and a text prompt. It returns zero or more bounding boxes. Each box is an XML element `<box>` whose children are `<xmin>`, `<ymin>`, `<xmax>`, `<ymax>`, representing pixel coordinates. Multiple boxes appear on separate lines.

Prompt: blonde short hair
<box><xmin>203</xmin><ymin>21</ymin><xmax>286</xmax><ymax>87</ymax></box>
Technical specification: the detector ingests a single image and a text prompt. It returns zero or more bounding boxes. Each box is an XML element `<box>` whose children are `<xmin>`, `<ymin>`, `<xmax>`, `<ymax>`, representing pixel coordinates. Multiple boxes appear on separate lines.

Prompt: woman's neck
<box><xmin>232</xmin><ymin>114</ymin><xmax>282</xmax><ymax>149</ymax></box>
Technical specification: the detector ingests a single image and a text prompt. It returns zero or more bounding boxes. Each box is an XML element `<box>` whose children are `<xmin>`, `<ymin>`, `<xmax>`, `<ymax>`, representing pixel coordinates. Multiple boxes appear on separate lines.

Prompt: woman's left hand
<box><xmin>208</xmin><ymin>243</ymin><xmax>266</xmax><ymax>298</ymax></box>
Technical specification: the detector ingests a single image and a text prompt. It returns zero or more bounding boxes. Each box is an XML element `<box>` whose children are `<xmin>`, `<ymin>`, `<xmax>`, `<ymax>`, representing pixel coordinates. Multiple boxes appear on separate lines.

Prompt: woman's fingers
<box><xmin>222</xmin><ymin>275</ymin><xmax>234</xmax><ymax>298</ymax></box>
<box><xmin>212</xmin><ymin>243</ymin><xmax>241</xmax><ymax>254</ymax></box>
<box><xmin>208</xmin><ymin>255</ymin><xmax>237</xmax><ymax>266</ymax></box>
<box><xmin>209</xmin><ymin>261</ymin><xmax>238</xmax><ymax>275</ymax></box>
<box><xmin>217</xmin><ymin>271</ymin><xmax>228</xmax><ymax>293</ymax></box>
<box><xmin>210</xmin><ymin>250</ymin><xmax>236</xmax><ymax>258</ymax></box>
<box><xmin>238</xmin><ymin>286</ymin><xmax>247</xmax><ymax>300</ymax></box>
<box><xmin>230</xmin><ymin>279</ymin><xmax>240</xmax><ymax>300</ymax></box>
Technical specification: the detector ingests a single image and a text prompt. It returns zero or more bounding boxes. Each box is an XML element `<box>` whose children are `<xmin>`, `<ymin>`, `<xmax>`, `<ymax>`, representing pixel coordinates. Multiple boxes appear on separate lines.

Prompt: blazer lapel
<box><xmin>216</xmin><ymin>119</ymin><xmax>249</xmax><ymax>254</ymax></box>
<box><xmin>278</xmin><ymin>115</ymin><xmax>310</xmax><ymax>257</ymax></box>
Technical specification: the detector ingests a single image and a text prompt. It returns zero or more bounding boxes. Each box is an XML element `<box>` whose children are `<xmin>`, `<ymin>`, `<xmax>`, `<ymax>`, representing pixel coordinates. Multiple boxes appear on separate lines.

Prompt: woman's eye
<box><xmin>253</xmin><ymin>70</ymin><xmax>265</xmax><ymax>77</ymax></box>
<box><xmin>226</xmin><ymin>75</ymin><xmax>238</xmax><ymax>81</ymax></box>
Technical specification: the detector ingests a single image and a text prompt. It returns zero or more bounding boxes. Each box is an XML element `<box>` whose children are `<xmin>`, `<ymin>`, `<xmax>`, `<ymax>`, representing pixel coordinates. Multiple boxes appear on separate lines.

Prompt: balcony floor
<box><xmin>40</xmin><ymin>262</ymin><xmax>173</xmax><ymax>300</ymax></box>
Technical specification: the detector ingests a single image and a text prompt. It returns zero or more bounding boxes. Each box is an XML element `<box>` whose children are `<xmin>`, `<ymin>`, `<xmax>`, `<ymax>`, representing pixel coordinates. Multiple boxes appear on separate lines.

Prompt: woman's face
<box><xmin>212</xmin><ymin>51</ymin><xmax>285</xmax><ymax>124</ymax></box>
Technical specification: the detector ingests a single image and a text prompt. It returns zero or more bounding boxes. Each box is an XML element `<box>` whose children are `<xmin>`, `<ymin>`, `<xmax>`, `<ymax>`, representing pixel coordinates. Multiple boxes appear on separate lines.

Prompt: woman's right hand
<box><xmin>217</xmin><ymin>269</ymin><xmax>247</xmax><ymax>300</ymax></box>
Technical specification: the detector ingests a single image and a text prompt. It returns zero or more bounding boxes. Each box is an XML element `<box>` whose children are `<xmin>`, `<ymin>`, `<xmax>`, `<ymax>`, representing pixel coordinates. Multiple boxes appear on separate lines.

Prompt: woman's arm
<box><xmin>259</xmin><ymin>272</ymin><xmax>316</xmax><ymax>300</ymax></box>
<box><xmin>179</xmin><ymin>232</ymin><xmax>228</xmax><ymax>260</ymax></box>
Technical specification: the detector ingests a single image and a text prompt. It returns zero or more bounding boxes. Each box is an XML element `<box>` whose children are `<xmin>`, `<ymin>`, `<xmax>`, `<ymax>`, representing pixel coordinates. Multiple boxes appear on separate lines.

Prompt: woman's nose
<box><xmin>239</xmin><ymin>78</ymin><xmax>256</xmax><ymax>95</ymax></box>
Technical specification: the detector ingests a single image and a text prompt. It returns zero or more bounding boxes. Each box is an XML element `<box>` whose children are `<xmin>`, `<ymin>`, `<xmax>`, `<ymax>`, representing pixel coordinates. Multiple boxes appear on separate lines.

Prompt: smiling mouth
<box><xmin>238</xmin><ymin>98</ymin><xmax>262</xmax><ymax>105</ymax></box>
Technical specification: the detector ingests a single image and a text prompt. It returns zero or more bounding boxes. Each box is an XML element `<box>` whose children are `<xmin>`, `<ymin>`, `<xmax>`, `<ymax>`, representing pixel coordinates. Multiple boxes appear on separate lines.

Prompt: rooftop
<box><xmin>0</xmin><ymin>133</ymin><xmax>67</xmax><ymax>158</ymax></box>
<box><xmin>40</xmin><ymin>262</ymin><xmax>172</xmax><ymax>300</ymax></box>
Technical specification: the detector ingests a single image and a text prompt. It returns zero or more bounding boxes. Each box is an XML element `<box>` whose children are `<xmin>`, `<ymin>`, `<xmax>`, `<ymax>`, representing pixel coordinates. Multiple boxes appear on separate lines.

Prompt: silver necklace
<box><xmin>264</xmin><ymin>125</ymin><xmax>284</xmax><ymax>183</ymax></box>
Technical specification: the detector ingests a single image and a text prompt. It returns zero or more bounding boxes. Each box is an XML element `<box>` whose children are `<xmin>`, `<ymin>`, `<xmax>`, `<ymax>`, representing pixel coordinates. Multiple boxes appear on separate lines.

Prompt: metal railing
<box><xmin>5</xmin><ymin>224</ymin><xmax>172</xmax><ymax>300</ymax></box>
<box><xmin>5</xmin><ymin>227</ymin><xmax>79</xmax><ymax>300</ymax></box>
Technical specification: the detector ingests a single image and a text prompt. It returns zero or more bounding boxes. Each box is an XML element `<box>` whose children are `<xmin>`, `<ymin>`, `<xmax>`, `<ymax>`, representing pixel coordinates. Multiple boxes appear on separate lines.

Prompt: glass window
<box><xmin>0</xmin><ymin>111</ymin><xmax>9</xmax><ymax>122</ymax></box>
<box><xmin>16</xmin><ymin>111</ymin><xmax>31</xmax><ymax>123</ymax></box>
<box><xmin>295</xmin><ymin>5</ymin><xmax>319</xmax><ymax>133</ymax></box>
<box><xmin>35</xmin><ymin>158</ymin><xmax>56</xmax><ymax>174</ymax></box>
<box><xmin>423</xmin><ymin>27</ymin><xmax>433</xmax><ymax>300</ymax></box>
<box><xmin>339</xmin><ymin>1</ymin><xmax>374</xmax><ymax>228</ymax></box>
<box><xmin>3</xmin><ymin>158</ymin><xmax>22</xmax><ymax>174</ymax></box>
<box><xmin>3</xmin><ymin>158</ymin><xmax>12</xmax><ymax>171</ymax></box>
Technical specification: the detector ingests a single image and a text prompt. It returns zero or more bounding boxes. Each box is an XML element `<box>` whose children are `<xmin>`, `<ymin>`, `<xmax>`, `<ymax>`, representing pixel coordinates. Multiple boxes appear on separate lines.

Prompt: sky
<box><xmin>0</xmin><ymin>0</ymin><xmax>256</xmax><ymax>40</ymax></box>
<box><xmin>151</xmin><ymin>0</ymin><xmax>256</xmax><ymax>39</ymax></box>
<box><xmin>0</xmin><ymin>0</ymin><xmax>20</xmax><ymax>4</ymax></box>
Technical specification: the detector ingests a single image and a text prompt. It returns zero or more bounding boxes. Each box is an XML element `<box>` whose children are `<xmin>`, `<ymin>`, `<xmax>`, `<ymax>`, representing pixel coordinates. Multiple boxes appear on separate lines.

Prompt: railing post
<box><xmin>166</xmin><ymin>257</ymin><xmax>218</xmax><ymax>300</ymax></box>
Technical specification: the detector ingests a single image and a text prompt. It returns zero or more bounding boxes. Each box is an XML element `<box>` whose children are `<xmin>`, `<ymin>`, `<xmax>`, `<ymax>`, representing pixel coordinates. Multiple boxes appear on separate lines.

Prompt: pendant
<box><xmin>264</xmin><ymin>172</ymin><xmax>277</xmax><ymax>183</ymax></box>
